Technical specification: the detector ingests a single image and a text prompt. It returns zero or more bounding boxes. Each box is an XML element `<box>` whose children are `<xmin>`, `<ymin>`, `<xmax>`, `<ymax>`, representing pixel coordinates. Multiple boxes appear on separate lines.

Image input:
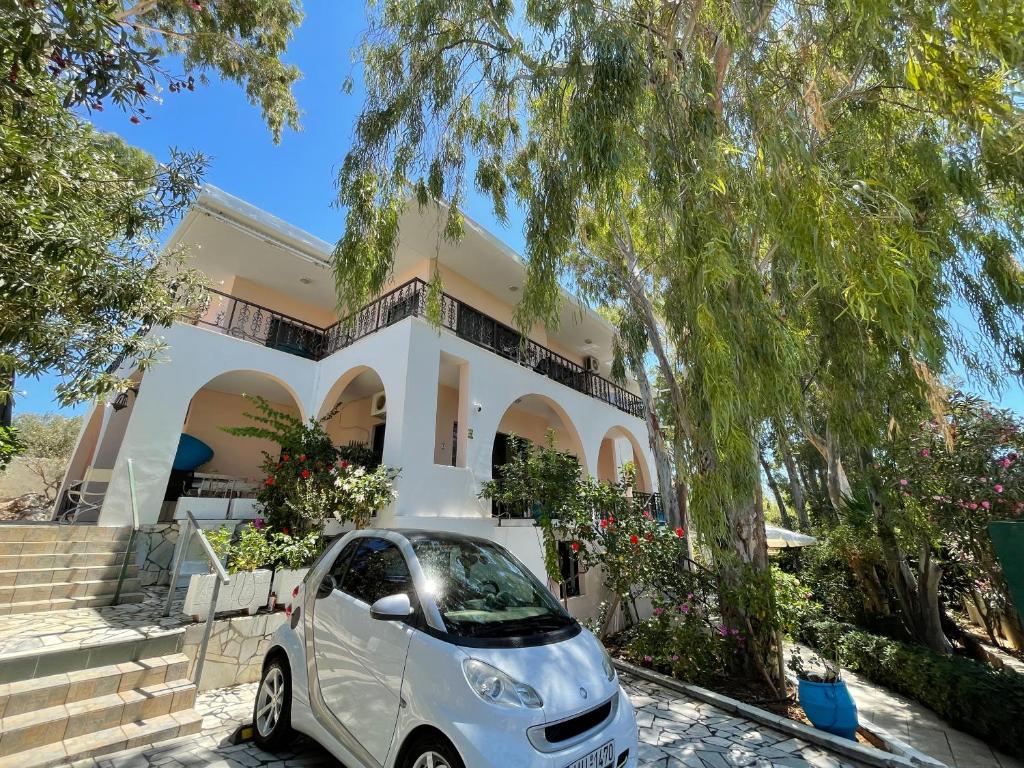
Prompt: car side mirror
<box><xmin>317</xmin><ymin>573</ymin><xmax>337</xmax><ymax>599</ymax></box>
<box><xmin>370</xmin><ymin>592</ymin><xmax>414</xmax><ymax>621</ymax></box>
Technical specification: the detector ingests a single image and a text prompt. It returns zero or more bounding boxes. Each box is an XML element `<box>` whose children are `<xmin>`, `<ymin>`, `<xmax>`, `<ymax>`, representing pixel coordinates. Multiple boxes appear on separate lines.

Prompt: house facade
<box><xmin>59</xmin><ymin>186</ymin><xmax>659</xmax><ymax>620</ymax></box>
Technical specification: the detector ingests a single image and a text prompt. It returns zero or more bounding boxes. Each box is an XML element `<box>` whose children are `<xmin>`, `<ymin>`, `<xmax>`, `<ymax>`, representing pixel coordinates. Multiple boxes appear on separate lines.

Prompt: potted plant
<box><xmin>183</xmin><ymin>523</ymin><xmax>274</xmax><ymax>619</ymax></box>
<box><xmin>788</xmin><ymin>645</ymin><xmax>859</xmax><ymax>740</ymax></box>
<box><xmin>269</xmin><ymin>528</ymin><xmax>322</xmax><ymax>604</ymax></box>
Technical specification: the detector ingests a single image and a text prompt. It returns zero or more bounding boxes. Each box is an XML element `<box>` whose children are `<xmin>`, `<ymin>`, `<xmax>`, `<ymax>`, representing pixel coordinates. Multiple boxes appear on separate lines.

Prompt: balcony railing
<box><xmin>194</xmin><ymin>278</ymin><xmax>645</xmax><ymax>418</ymax></box>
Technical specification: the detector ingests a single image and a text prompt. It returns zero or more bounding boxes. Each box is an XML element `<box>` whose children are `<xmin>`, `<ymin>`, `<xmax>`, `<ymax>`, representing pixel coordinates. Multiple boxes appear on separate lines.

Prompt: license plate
<box><xmin>566</xmin><ymin>741</ymin><xmax>615</xmax><ymax>768</ymax></box>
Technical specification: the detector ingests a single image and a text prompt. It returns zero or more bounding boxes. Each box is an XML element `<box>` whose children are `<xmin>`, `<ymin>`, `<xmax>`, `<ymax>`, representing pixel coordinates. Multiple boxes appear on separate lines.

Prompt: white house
<box><xmin>58</xmin><ymin>186</ymin><xmax>660</xmax><ymax>620</ymax></box>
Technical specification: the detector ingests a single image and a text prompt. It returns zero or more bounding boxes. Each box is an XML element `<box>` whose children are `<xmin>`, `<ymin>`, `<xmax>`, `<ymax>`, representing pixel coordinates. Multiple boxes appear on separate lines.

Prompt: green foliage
<box><xmin>2</xmin><ymin>0</ymin><xmax>302</xmax><ymax>141</ymax></box>
<box><xmin>799</xmin><ymin>616</ymin><xmax>1024</xmax><ymax>758</ymax></box>
<box><xmin>12</xmin><ymin>413</ymin><xmax>83</xmax><ymax>460</ymax></box>
<box><xmin>230</xmin><ymin>524</ymin><xmax>276</xmax><ymax>572</ymax></box>
<box><xmin>270</xmin><ymin>529</ymin><xmax>322</xmax><ymax>570</ymax></box>
<box><xmin>225</xmin><ymin>396</ymin><xmax>399</xmax><ymax>532</ymax></box>
<box><xmin>0</xmin><ymin>426</ymin><xmax>24</xmax><ymax>473</ymax></box>
<box><xmin>205</xmin><ymin>526</ymin><xmax>234</xmax><ymax>565</ymax></box>
<box><xmin>334</xmin><ymin>462</ymin><xmax>400</xmax><ymax>530</ymax></box>
<box><xmin>0</xmin><ymin>0</ymin><xmax>302</xmax><ymax>407</ymax></box>
<box><xmin>223</xmin><ymin>396</ymin><xmax>341</xmax><ymax>531</ymax></box>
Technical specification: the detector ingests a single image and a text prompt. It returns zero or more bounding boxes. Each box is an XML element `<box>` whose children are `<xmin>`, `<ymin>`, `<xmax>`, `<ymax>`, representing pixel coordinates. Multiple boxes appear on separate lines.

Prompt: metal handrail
<box><xmin>112</xmin><ymin>459</ymin><xmax>141</xmax><ymax>604</ymax></box>
<box><xmin>163</xmin><ymin>510</ymin><xmax>231</xmax><ymax>687</ymax></box>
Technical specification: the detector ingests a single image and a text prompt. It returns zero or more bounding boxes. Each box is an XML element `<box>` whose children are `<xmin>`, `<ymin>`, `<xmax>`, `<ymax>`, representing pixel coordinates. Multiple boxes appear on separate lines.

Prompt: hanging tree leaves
<box><xmin>337</xmin><ymin>0</ymin><xmax>1024</xmax><ymax>673</ymax></box>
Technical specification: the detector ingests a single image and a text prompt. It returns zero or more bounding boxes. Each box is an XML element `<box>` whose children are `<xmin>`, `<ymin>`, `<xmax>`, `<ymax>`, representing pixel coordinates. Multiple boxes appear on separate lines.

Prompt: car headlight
<box><xmin>600</xmin><ymin>645</ymin><xmax>616</xmax><ymax>682</ymax></box>
<box><xmin>463</xmin><ymin>659</ymin><xmax>543</xmax><ymax>709</ymax></box>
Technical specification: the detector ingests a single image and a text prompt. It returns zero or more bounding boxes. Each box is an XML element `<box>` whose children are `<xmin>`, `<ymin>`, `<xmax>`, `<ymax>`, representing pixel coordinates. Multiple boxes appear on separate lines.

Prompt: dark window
<box><xmin>328</xmin><ymin>540</ymin><xmax>361</xmax><ymax>584</ymax></box>
<box><xmin>339</xmin><ymin>538</ymin><xmax>414</xmax><ymax>606</ymax></box>
<box><xmin>557</xmin><ymin>541</ymin><xmax>582</xmax><ymax>599</ymax></box>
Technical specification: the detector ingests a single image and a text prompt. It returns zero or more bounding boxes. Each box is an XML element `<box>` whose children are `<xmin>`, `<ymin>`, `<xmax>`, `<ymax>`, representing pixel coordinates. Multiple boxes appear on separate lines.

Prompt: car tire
<box><xmin>401</xmin><ymin>733</ymin><xmax>466</xmax><ymax>768</ymax></box>
<box><xmin>253</xmin><ymin>657</ymin><xmax>293</xmax><ymax>749</ymax></box>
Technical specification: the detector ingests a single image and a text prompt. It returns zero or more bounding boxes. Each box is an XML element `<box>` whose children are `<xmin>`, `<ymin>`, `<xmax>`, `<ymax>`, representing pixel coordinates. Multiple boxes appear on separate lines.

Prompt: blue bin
<box><xmin>798</xmin><ymin>679</ymin><xmax>859</xmax><ymax>740</ymax></box>
<box><xmin>172</xmin><ymin>433</ymin><xmax>214</xmax><ymax>471</ymax></box>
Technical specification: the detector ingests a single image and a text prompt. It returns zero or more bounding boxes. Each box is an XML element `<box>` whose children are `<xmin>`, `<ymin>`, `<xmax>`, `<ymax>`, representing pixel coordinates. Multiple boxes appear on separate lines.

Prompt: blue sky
<box><xmin>15</xmin><ymin>5</ymin><xmax>1024</xmax><ymax>417</ymax></box>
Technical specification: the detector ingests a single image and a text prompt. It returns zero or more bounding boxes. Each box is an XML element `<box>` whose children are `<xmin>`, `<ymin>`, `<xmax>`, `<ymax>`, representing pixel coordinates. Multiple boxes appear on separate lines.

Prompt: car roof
<box><xmin>352</xmin><ymin>528</ymin><xmax>499</xmax><ymax>547</ymax></box>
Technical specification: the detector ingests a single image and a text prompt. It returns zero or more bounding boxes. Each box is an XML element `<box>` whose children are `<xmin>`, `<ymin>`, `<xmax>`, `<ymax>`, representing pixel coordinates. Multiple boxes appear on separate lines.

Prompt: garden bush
<box><xmin>798</xmin><ymin>616</ymin><xmax>1024</xmax><ymax>757</ymax></box>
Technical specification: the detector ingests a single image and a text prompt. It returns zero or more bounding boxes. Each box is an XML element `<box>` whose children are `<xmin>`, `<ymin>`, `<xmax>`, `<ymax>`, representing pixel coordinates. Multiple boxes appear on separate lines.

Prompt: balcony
<box><xmin>194</xmin><ymin>278</ymin><xmax>645</xmax><ymax>418</ymax></box>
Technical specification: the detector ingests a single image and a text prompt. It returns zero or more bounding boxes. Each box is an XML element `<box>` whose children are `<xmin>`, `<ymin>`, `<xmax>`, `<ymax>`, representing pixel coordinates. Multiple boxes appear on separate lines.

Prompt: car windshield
<box><xmin>412</xmin><ymin>538</ymin><xmax>574</xmax><ymax>638</ymax></box>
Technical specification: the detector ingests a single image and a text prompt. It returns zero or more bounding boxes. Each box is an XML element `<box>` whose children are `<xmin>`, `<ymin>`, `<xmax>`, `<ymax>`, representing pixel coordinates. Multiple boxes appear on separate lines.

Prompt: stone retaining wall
<box><xmin>182</xmin><ymin>611</ymin><xmax>287</xmax><ymax>692</ymax></box>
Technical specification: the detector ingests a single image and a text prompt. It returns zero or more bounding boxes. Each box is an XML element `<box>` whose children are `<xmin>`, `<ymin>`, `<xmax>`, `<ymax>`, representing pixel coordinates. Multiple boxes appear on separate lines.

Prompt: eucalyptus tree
<box><xmin>336</xmin><ymin>0</ymin><xmax>1024</xmax><ymax>672</ymax></box>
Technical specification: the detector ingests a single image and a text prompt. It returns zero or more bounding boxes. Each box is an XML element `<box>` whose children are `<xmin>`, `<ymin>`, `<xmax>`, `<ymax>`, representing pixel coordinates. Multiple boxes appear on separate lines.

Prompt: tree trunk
<box><xmin>759</xmin><ymin>448</ymin><xmax>793</xmax><ymax>529</ymax></box>
<box><xmin>803</xmin><ymin>421</ymin><xmax>850</xmax><ymax>515</ymax></box>
<box><xmin>776</xmin><ymin>431</ymin><xmax>809</xmax><ymax>530</ymax></box>
<box><xmin>633</xmin><ymin>361</ymin><xmax>681</xmax><ymax>530</ymax></box>
<box><xmin>869</xmin><ymin>473</ymin><xmax>952</xmax><ymax>654</ymax></box>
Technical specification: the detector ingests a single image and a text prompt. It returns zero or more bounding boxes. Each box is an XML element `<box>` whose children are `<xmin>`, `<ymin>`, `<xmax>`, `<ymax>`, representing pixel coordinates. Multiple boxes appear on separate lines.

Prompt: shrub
<box><xmin>798</xmin><ymin>615</ymin><xmax>1024</xmax><ymax>757</ymax></box>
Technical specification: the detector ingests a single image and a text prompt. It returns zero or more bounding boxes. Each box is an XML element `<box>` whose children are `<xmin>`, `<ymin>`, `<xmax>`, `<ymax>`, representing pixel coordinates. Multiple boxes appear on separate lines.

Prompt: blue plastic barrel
<box><xmin>798</xmin><ymin>679</ymin><xmax>859</xmax><ymax>740</ymax></box>
<box><xmin>172</xmin><ymin>433</ymin><xmax>214</xmax><ymax>471</ymax></box>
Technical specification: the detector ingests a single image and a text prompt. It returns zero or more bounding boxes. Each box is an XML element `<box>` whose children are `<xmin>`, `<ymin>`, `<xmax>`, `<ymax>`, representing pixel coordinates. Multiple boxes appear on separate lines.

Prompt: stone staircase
<box><xmin>0</xmin><ymin>524</ymin><xmax>143</xmax><ymax>615</ymax></box>
<box><xmin>0</xmin><ymin>634</ymin><xmax>202</xmax><ymax>767</ymax></box>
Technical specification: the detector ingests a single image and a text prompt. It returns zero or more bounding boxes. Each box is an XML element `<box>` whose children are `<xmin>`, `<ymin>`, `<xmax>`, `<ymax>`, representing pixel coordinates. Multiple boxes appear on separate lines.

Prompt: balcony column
<box><xmin>384</xmin><ymin>320</ymin><xmax>443</xmax><ymax>518</ymax></box>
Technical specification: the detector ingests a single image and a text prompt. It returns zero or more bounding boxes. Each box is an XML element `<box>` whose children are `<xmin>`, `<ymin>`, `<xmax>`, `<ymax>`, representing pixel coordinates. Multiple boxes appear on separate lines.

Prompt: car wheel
<box><xmin>402</xmin><ymin>733</ymin><xmax>465</xmax><ymax>768</ymax></box>
<box><xmin>253</xmin><ymin>658</ymin><xmax>293</xmax><ymax>749</ymax></box>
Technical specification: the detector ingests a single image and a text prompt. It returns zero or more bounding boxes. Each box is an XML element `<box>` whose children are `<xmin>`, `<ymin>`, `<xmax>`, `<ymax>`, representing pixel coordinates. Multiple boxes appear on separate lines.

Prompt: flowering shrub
<box><xmin>334</xmin><ymin>461</ymin><xmax>400</xmax><ymax>529</ymax></box>
<box><xmin>224</xmin><ymin>395</ymin><xmax>399</xmax><ymax>532</ymax></box>
<box><xmin>270</xmin><ymin>529</ymin><xmax>322</xmax><ymax>570</ymax></box>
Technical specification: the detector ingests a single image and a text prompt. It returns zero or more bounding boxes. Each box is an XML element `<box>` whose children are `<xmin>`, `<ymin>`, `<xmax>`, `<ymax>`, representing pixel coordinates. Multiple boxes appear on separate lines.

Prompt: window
<box><xmin>557</xmin><ymin>541</ymin><xmax>582</xmax><ymax>599</ymax></box>
<box><xmin>328</xmin><ymin>540</ymin><xmax>360</xmax><ymax>583</ymax></box>
<box><xmin>339</xmin><ymin>538</ymin><xmax>414</xmax><ymax>606</ymax></box>
<box><xmin>412</xmin><ymin>537</ymin><xmax>573</xmax><ymax>638</ymax></box>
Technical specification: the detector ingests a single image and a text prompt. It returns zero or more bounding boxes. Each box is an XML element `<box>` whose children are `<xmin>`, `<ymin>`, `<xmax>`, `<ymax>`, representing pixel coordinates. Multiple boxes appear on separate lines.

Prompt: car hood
<box><xmin>460</xmin><ymin>627</ymin><xmax>618</xmax><ymax>720</ymax></box>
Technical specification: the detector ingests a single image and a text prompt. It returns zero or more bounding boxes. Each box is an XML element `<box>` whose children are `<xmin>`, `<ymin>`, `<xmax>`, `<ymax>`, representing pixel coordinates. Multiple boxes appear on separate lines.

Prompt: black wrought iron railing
<box><xmin>193</xmin><ymin>278</ymin><xmax>645</xmax><ymax>418</ymax></box>
<box><xmin>634</xmin><ymin>491</ymin><xmax>666</xmax><ymax>523</ymax></box>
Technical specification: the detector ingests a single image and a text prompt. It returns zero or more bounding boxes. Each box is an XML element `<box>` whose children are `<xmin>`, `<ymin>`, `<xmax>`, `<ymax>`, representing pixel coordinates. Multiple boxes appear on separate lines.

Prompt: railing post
<box><xmin>164</xmin><ymin>514</ymin><xmax>192</xmax><ymax>617</ymax></box>
<box><xmin>113</xmin><ymin>459</ymin><xmax>141</xmax><ymax>605</ymax></box>
<box><xmin>193</xmin><ymin>575</ymin><xmax>222</xmax><ymax>688</ymax></box>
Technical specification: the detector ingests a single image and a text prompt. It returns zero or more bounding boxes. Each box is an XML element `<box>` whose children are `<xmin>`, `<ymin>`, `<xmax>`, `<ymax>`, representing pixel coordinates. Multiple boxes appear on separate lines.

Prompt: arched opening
<box><xmin>163</xmin><ymin>370</ymin><xmax>303</xmax><ymax>521</ymax></box>
<box><xmin>490</xmin><ymin>394</ymin><xmax>586</xmax><ymax>519</ymax></box>
<box><xmin>317</xmin><ymin>366</ymin><xmax>388</xmax><ymax>467</ymax></box>
<box><xmin>596</xmin><ymin>425</ymin><xmax>653</xmax><ymax>492</ymax></box>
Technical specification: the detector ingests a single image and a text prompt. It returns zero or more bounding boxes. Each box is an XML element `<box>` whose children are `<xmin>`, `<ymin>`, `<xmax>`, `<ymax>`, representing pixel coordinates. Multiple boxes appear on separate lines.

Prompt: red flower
<box><xmin>282</xmin><ymin>527</ymin><xmax>290</xmax><ymax>536</ymax></box>
<box><xmin>299</xmin><ymin>454</ymin><xmax>307</xmax><ymax>462</ymax></box>
<box><xmin>339</xmin><ymin>460</ymin><xmax>350</xmax><ymax>469</ymax></box>
<box><xmin>629</xmin><ymin>534</ymin><xmax>639</xmax><ymax>545</ymax></box>
<box><xmin>282</xmin><ymin>454</ymin><xmax>290</xmax><ymax>462</ymax></box>
<box><xmin>645</xmin><ymin>532</ymin><xmax>653</xmax><ymax>542</ymax></box>
<box><xmin>301</xmin><ymin>469</ymin><xmax>311</xmax><ymax>479</ymax></box>
<box><xmin>599</xmin><ymin>519</ymin><xmax>608</xmax><ymax>529</ymax></box>
<box><xmin>265</xmin><ymin>477</ymin><xmax>275</xmax><ymax>486</ymax></box>
<box><xmin>571</xmin><ymin>541</ymin><xmax>580</xmax><ymax>552</ymax></box>
<box><xmin>675</xmin><ymin>527</ymin><xmax>685</xmax><ymax>538</ymax></box>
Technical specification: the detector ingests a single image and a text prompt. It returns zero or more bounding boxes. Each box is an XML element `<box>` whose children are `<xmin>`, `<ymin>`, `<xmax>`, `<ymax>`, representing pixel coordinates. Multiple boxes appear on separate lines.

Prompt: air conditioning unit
<box><xmin>370</xmin><ymin>391</ymin><xmax>388</xmax><ymax>418</ymax></box>
<box><xmin>583</xmin><ymin>356</ymin><xmax>600</xmax><ymax>373</ymax></box>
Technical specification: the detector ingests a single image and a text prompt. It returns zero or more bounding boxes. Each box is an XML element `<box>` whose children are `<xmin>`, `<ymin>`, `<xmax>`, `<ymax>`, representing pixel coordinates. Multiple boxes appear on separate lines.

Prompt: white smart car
<box><xmin>253</xmin><ymin>529</ymin><xmax>638</xmax><ymax>768</ymax></box>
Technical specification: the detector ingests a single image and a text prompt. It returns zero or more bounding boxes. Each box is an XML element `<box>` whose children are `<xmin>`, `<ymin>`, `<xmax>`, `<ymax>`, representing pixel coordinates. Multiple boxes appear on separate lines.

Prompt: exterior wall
<box><xmin>497</xmin><ymin>404</ymin><xmax>580</xmax><ymax>456</ymax></box>
<box><xmin>433</xmin><ymin>384</ymin><xmax>460</xmax><ymax>465</ymax></box>
<box><xmin>230</xmin><ymin>275</ymin><xmax>337</xmax><ymax>328</ymax></box>
<box><xmin>322</xmin><ymin>394</ymin><xmax>380</xmax><ymax>447</ymax></box>
<box><xmin>182</xmin><ymin>389</ymin><xmax>299</xmax><ymax>479</ymax></box>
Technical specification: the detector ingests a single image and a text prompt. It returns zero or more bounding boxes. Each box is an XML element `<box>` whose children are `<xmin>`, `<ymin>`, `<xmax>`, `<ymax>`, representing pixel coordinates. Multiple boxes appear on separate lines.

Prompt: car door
<box><xmin>312</xmin><ymin>536</ymin><xmax>416</xmax><ymax>765</ymax></box>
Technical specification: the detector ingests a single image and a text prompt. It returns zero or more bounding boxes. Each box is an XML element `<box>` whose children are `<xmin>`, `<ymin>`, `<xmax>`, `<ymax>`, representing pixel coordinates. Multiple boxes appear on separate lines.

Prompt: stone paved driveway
<box><xmin>69</xmin><ymin>672</ymin><xmax>866</xmax><ymax>768</ymax></box>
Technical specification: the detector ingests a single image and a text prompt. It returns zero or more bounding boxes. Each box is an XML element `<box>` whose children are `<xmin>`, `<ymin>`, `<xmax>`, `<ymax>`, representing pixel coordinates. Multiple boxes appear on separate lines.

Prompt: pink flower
<box><xmin>679</xmin><ymin>603</ymin><xmax>691</xmax><ymax>614</ymax></box>
<box><xmin>1001</xmin><ymin>458</ymin><xmax>1012</xmax><ymax>469</ymax></box>
<box><xmin>982</xmin><ymin>501</ymin><xmax>991</xmax><ymax>509</ymax></box>
<box><xmin>995</xmin><ymin>484</ymin><xmax>1004</xmax><ymax>493</ymax></box>
<box><xmin>899</xmin><ymin>479</ymin><xmax>909</xmax><ymax>487</ymax></box>
<box><xmin>670</xmin><ymin>654</ymin><xmax>680</xmax><ymax>662</ymax></box>
<box><xmin>969</xmin><ymin>502</ymin><xmax>979</xmax><ymax>510</ymax></box>
<box><xmin>653</xmin><ymin>607</ymin><xmax>663</xmax><ymax>616</ymax></box>
<box><xmin>253</xmin><ymin>517</ymin><xmax>265</xmax><ymax>530</ymax></box>
<box><xmin>642</xmin><ymin>655</ymin><xmax>653</xmax><ymax>664</ymax></box>
<box><xmin>919</xmin><ymin>448</ymin><xmax>930</xmax><ymax>457</ymax></box>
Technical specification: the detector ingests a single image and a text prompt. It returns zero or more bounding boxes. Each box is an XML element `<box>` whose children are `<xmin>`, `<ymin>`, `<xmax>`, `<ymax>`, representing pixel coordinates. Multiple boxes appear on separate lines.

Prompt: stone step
<box><xmin>0</xmin><ymin>577</ymin><xmax>141</xmax><ymax>604</ymax></box>
<box><xmin>0</xmin><ymin>564</ymin><xmax>138</xmax><ymax>587</ymax></box>
<box><xmin>0</xmin><ymin>677</ymin><xmax>197</xmax><ymax>757</ymax></box>
<box><xmin>0</xmin><ymin>590</ymin><xmax>144</xmax><ymax>617</ymax></box>
<box><xmin>0</xmin><ymin>653</ymin><xmax>190</xmax><ymax>718</ymax></box>
<box><xmin>0</xmin><ymin>707</ymin><xmax>202</xmax><ymax>767</ymax></box>
<box><xmin>0</xmin><ymin>539</ymin><xmax>132</xmax><ymax>557</ymax></box>
<box><xmin>0</xmin><ymin>551</ymin><xmax>129</xmax><ymax>570</ymax></box>
<box><xmin>0</xmin><ymin>525</ymin><xmax>131</xmax><ymax>544</ymax></box>
<box><xmin>0</xmin><ymin>632</ymin><xmax>185</xmax><ymax>685</ymax></box>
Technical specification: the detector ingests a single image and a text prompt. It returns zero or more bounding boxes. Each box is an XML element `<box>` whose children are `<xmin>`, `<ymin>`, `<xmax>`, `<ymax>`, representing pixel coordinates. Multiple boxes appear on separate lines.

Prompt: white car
<box><xmin>253</xmin><ymin>529</ymin><xmax>638</xmax><ymax>768</ymax></box>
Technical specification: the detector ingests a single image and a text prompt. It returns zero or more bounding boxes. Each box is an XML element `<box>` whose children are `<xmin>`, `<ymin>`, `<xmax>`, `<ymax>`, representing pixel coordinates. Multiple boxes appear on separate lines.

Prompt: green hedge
<box><xmin>798</xmin><ymin>617</ymin><xmax>1024</xmax><ymax>757</ymax></box>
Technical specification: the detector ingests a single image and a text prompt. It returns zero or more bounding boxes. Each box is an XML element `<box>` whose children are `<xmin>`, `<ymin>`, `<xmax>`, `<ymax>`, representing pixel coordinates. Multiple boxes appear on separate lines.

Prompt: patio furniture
<box><xmin>59</xmin><ymin>467</ymin><xmax>112</xmax><ymax>523</ymax></box>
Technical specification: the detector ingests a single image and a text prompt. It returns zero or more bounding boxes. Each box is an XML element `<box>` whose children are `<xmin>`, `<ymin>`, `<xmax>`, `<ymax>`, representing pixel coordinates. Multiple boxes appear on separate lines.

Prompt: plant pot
<box><xmin>271</xmin><ymin>568</ymin><xmax>309</xmax><ymax>606</ymax></box>
<box><xmin>183</xmin><ymin>569</ymin><xmax>272</xmax><ymax>620</ymax></box>
<box><xmin>798</xmin><ymin>679</ymin><xmax>859</xmax><ymax>740</ymax></box>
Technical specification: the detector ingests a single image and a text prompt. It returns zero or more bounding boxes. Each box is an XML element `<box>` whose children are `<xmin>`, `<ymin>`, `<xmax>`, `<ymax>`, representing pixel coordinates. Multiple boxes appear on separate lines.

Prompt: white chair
<box><xmin>60</xmin><ymin>468</ymin><xmax>112</xmax><ymax>523</ymax></box>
